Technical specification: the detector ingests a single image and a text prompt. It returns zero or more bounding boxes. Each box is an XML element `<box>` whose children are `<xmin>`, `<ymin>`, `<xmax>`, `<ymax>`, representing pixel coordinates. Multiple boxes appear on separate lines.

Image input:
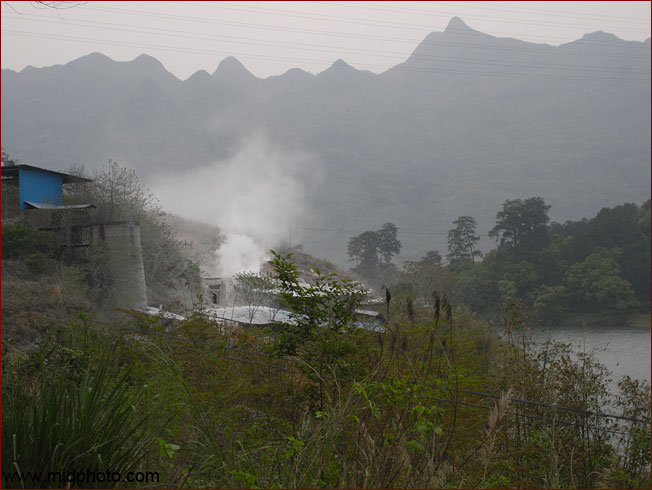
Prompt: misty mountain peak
<box><xmin>578</xmin><ymin>31</ymin><xmax>621</xmax><ymax>43</ymax></box>
<box><xmin>213</xmin><ymin>56</ymin><xmax>257</xmax><ymax>83</ymax></box>
<box><xmin>187</xmin><ymin>69</ymin><xmax>211</xmax><ymax>80</ymax></box>
<box><xmin>444</xmin><ymin>17</ymin><xmax>472</xmax><ymax>33</ymax></box>
<box><xmin>132</xmin><ymin>53</ymin><xmax>166</xmax><ymax>68</ymax></box>
<box><xmin>185</xmin><ymin>69</ymin><xmax>215</xmax><ymax>85</ymax></box>
<box><xmin>321</xmin><ymin>58</ymin><xmax>359</xmax><ymax>75</ymax></box>
<box><xmin>66</xmin><ymin>52</ymin><xmax>113</xmax><ymax>68</ymax></box>
<box><xmin>268</xmin><ymin>67</ymin><xmax>313</xmax><ymax>83</ymax></box>
<box><xmin>281</xmin><ymin>67</ymin><xmax>312</xmax><ymax>78</ymax></box>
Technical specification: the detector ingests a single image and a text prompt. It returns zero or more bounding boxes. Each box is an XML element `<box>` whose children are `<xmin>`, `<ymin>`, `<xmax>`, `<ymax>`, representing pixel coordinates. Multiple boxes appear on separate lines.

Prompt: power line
<box><xmin>178</xmin><ymin>0</ymin><xmax>458</xmax><ymax>33</ymax></box>
<box><xmin>322</xmin><ymin>1</ymin><xmax>649</xmax><ymax>26</ymax></box>
<box><xmin>296</xmin><ymin>226</ymin><xmax>448</xmax><ymax>236</ymax></box>
<box><xmin>331</xmin><ymin>1</ymin><xmax>650</xmax><ymax>27</ymax></box>
<box><xmin>179</xmin><ymin>1</ymin><xmax>650</xmax><ymax>41</ymax></box>
<box><xmin>4</xmin><ymin>12</ymin><xmax>647</xmax><ymax>76</ymax></box>
<box><xmin>4</xmin><ymin>29</ymin><xmax>648</xmax><ymax>83</ymax></box>
<box><xmin>32</xmin><ymin>2</ymin><xmax>651</xmax><ymax>56</ymax></box>
<box><xmin>456</xmin><ymin>1</ymin><xmax>650</xmax><ymax>24</ymax></box>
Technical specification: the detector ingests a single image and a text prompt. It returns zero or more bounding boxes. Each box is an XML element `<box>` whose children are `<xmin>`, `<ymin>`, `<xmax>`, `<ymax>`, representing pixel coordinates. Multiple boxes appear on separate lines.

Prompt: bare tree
<box><xmin>233</xmin><ymin>271</ymin><xmax>277</xmax><ymax>325</ymax></box>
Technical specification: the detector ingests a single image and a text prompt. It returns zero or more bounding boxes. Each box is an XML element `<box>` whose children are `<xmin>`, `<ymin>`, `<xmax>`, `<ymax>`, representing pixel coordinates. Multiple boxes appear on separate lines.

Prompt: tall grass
<box><xmin>2</xmin><ymin>283</ymin><xmax>650</xmax><ymax>488</ymax></box>
<box><xmin>2</xmin><ymin>354</ymin><xmax>152</xmax><ymax>489</ymax></box>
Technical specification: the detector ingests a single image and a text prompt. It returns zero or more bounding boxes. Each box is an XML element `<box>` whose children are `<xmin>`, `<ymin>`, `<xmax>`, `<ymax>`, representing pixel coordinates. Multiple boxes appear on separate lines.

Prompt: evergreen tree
<box><xmin>447</xmin><ymin>216</ymin><xmax>482</xmax><ymax>264</ymax></box>
<box><xmin>378</xmin><ymin>222</ymin><xmax>401</xmax><ymax>265</ymax></box>
<box><xmin>347</xmin><ymin>230</ymin><xmax>380</xmax><ymax>273</ymax></box>
<box><xmin>489</xmin><ymin>197</ymin><xmax>551</xmax><ymax>254</ymax></box>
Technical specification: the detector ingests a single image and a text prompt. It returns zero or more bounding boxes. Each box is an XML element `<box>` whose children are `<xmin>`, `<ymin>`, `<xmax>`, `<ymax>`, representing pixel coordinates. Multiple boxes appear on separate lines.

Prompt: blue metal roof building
<box><xmin>1</xmin><ymin>164</ymin><xmax>93</xmax><ymax>210</ymax></box>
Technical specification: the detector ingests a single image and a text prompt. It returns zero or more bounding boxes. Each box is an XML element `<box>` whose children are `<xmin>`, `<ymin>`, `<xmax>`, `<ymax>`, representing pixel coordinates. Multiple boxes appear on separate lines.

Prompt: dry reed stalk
<box><xmin>480</xmin><ymin>387</ymin><xmax>514</xmax><ymax>482</ymax></box>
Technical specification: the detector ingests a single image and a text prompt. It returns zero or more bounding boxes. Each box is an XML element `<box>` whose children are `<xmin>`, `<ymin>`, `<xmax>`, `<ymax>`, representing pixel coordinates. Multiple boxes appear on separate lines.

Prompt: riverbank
<box><xmin>549</xmin><ymin>309</ymin><xmax>651</xmax><ymax>328</ymax></box>
<box><xmin>485</xmin><ymin>308</ymin><xmax>651</xmax><ymax>329</ymax></box>
<box><xmin>522</xmin><ymin>323</ymin><xmax>651</xmax><ymax>388</ymax></box>
<box><xmin>626</xmin><ymin>311</ymin><xmax>652</xmax><ymax>328</ymax></box>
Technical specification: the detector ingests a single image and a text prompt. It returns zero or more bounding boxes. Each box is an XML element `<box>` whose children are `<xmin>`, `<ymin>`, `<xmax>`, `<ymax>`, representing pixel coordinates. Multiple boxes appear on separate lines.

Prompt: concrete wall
<box><xmin>93</xmin><ymin>221</ymin><xmax>148</xmax><ymax>310</ymax></box>
<box><xmin>203</xmin><ymin>277</ymin><xmax>234</xmax><ymax>307</ymax></box>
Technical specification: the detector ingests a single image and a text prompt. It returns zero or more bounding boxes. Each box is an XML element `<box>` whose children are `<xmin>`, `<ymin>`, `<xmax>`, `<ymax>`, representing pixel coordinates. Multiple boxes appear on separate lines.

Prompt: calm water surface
<box><xmin>499</xmin><ymin>324</ymin><xmax>651</xmax><ymax>389</ymax></box>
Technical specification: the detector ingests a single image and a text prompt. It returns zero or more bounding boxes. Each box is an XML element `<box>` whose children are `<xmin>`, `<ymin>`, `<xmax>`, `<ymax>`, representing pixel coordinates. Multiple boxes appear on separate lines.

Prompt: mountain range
<box><xmin>2</xmin><ymin>17</ymin><xmax>650</xmax><ymax>264</ymax></box>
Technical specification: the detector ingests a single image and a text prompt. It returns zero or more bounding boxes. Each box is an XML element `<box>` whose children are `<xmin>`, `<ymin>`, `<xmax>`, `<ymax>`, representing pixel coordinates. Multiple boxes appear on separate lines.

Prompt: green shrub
<box><xmin>1</xmin><ymin>224</ymin><xmax>37</xmax><ymax>259</ymax></box>
<box><xmin>25</xmin><ymin>252</ymin><xmax>48</xmax><ymax>275</ymax></box>
<box><xmin>1</xmin><ymin>354</ymin><xmax>153</xmax><ymax>489</ymax></box>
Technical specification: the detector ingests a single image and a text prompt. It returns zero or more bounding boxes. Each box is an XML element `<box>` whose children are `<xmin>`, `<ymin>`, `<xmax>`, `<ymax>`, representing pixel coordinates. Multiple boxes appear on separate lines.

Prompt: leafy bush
<box><xmin>1</xmin><ymin>224</ymin><xmax>37</xmax><ymax>259</ymax></box>
<box><xmin>2</xmin><ymin>223</ymin><xmax>56</xmax><ymax>261</ymax></box>
<box><xmin>2</xmin><ymin>354</ymin><xmax>152</xmax><ymax>489</ymax></box>
<box><xmin>25</xmin><ymin>252</ymin><xmax>48</xmax><ymax>275</ymax></box>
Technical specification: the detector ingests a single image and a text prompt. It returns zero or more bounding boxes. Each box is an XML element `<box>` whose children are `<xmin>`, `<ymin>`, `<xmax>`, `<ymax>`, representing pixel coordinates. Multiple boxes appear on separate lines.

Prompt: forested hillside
<box><xmin>349</xmin><ymin>198</ymin><xmax>651</xmax><ymax>325</ymax></box>
<box><xmin>2</xmin><ymin>18</ymin><xmax>649</xmax><ymax>262</ymax></box>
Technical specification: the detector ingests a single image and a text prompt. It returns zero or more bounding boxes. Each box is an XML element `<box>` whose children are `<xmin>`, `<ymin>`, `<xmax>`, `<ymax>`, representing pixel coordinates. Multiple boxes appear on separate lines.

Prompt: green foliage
<box><xmin>453</xmin><ymin>260</ymin><xmax>499</xmax><ymax>313</ymax></box>
<box><xmin>2</xmin><ymin>229</ymin><xmax>649</xmax><ymax>489</ymax></box>
<box><xmin>378</xmin><ymin>222</ymin><xmax>402</xmax><ymax>265</ymax></box>
<box><xmin>347</xmin><ymin>222</ymin><xmax>402</xmax><ymax>281</ymax></box>
<box><xmin>271</xmin><ymin>251</ymin><xmax>363</xmax><ymax>345</ymax></box>
<box><xmin>2</xmin><ymin>354</ymin><xmax>152</xmax><ymax>489</ymax></box>
<box><xmin>24</xmin><ymin>252</ymin><xmax>48</xmax><ymax>275</ymax></box>
<box><xmin>2</xmin><ymin>224</ymin><xmax>37</xmax><ymax>259</ymax></box>
<box><xmin>446</xmin><ymin>199</ymin><xmax>649</xmax><ymax>322</ymax></box>
<box><xmin>489</xmin><ymin>197</ymin><xmax>551</xmax><ymax>255</ymax></box>
<box><xmin>270</xmin><ymin>251</ymin><xmax>365</xmax><ymax>409</ymax></box>
<box><xmin>564</xmin><ymin>248</ymin><xmax>638</xmax><ymax>311</ymax></box>
<box><xmin>607</xmin><ymin>376</ymin><xmax>652</xmax><ymax>488</ymax></box>
<box><xmin>233</xmin><ymin>271</ymin><xmax>279</xmax><ymax>324</ymax></box>
<box><xmin>447</xmin><ymin>215</ymin><xmax>482</xmax><ymax>265</ymax></box>
<box><xmin>497</xmin><ymin>279</ymin><xmax>517</xmax><ymax>304</ymax></box>
<box><xmin>348</xmin><ymin>230</ymin><xmax>381</xmax><ymax>271</ymax></box>
<box><xmin>532</xmin><ymin>285</ymin><xmax>567</xmax><ymax>322</ymax></box>
<box><xmin>1</xmin><ymin>224</ymin><xmax>55</xmax><ymax>260</ymax></box>
<box><xmin>402</xmin><ymin>253</ymin><xmax>455</xmax><ymax>304</ymax></box>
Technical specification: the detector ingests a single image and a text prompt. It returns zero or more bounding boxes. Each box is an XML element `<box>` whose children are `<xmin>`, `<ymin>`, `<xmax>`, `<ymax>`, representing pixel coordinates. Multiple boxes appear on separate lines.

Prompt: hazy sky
<box><xmin>2</xmin><ymin>1</ymin><xmax>650</xmax><ymax>79</ymax></box>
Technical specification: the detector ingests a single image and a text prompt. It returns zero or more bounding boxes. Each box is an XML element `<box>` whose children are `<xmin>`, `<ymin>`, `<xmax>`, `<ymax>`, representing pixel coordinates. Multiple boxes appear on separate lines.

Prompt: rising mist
<box><xmin>151</xmin><ymin>135</ymin><xmax>320</xmax><ymax>277</ymax></box>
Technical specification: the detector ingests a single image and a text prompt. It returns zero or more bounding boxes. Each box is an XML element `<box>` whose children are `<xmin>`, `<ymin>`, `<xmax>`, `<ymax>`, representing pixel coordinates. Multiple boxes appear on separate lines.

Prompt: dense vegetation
<box><xmin>351</xmin><ymin>198</ymin><xmax>651</xmax><ymax>325</ymax></box>
<box><xmin>2</xmin><ymin>250</ymin><xmax>650</xmax><ymax>488</ymax></box>
<box><xmin>2</xmin><ymin>158</ymin><xmax>202</xmax><ymax>309</ymax></box>
<box><xmin>2</xmin><ymin>156</ymin><xmax>649</xmax><ymax>488</ymax></box>
<box><xmin>1</xmin><ymin>159</ymin><xmax>202</xmax><ymax>349</ymax></box>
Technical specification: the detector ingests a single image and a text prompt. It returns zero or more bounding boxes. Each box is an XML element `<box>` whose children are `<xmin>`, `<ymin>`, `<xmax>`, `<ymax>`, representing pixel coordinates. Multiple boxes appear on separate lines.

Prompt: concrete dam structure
<box><xmin>89</xmin><ymin>221</ymin><xmax>148</xmax><ymax>310</ymax></box>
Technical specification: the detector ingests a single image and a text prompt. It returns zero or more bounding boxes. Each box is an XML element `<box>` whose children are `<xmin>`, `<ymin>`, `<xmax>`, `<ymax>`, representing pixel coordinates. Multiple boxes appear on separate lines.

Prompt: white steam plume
<box><xmin>151</xmin><ymin>135</ymin><xmax>318</xmax><ymax>277</ymax></box>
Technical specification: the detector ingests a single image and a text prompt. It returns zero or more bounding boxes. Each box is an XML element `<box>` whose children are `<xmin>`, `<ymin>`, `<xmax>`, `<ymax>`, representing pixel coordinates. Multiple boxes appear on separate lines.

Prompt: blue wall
<box><xmin>18</xmin><ymin>168</ymin><xmax>63</xmax><ymax>210</ymax></box>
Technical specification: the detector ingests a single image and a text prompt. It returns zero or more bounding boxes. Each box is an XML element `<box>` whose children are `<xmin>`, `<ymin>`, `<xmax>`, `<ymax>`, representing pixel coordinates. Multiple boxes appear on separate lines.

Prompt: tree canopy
<box><xmin>489</xmin><ymin>197</ymin><xmax>551</xmax><ymax>254</ymax></box>
<box><xmin>386</xmin><ymin>198</ymin><xmax>649</xmax><ymax>323</ymax></box>
<box><xmin>347</xmin><ymin>223</ymin><xmax>401</xmax><ymax>280</ymax></box>
<box><xmin>447</xmin><ymin>215</ymin><xmax>482</xmax><ymax>265</ymax></box>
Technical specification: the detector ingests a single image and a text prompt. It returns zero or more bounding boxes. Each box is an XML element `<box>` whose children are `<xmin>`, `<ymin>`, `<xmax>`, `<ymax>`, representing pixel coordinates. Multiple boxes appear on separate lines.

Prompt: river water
<box><xmin>520</xmin><ymin>325</ymin><xmax>651</xmax><ymax>390</ymax></box>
